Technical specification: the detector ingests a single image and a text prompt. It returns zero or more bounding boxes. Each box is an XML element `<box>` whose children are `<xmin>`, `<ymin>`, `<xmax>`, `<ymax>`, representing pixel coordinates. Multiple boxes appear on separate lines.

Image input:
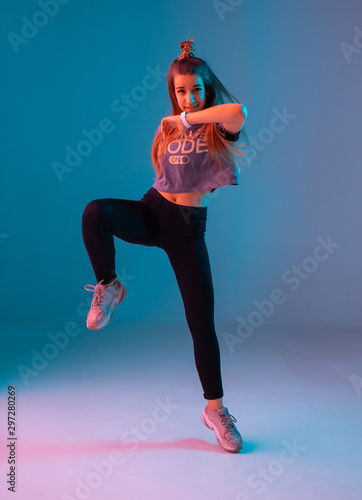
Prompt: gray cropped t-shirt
<box><xmin>152</xmin><ymin>122</ymin><xmax>240</xmax><ymax>193</ymax></box>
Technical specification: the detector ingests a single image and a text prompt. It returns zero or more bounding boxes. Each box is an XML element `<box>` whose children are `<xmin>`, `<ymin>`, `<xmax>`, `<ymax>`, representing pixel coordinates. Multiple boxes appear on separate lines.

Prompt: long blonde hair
<box><xmin>151</xmin><ymin>41</ymin><xmax>256</xmax><ymax>180</ymax></box>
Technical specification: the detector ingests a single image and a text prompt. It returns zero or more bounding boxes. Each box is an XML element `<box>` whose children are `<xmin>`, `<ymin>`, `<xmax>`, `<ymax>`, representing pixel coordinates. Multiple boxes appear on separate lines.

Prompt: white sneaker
<box><xmin>84</xmin><ymin>279</ymin><xmax>127</xmax><ymax>330</ymax></box>
<box><xmin>201</xmin><ymin>405</ymin><xmax>243</xmax><ymax>453</ymax></box>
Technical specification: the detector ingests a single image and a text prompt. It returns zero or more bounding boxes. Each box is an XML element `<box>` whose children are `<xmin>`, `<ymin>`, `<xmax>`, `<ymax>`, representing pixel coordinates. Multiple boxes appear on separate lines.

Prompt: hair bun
<box><xmin>178</xmin><ymin>40</ymin><xmax>195</xmax><ymax>60</ymax></box>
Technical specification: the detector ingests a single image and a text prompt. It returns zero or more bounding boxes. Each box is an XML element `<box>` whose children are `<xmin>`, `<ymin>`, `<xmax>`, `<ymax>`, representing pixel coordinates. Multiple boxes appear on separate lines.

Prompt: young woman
<box><xmin>82</xmin><ymin>40</ymin><xmax>255</xmax><ymax>453</ymax></box>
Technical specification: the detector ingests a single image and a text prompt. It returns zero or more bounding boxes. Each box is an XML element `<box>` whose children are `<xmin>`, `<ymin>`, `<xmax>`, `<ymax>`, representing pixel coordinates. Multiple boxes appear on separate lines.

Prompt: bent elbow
<box><xmin>241</xmin><ymin>104</ymin><xmax>247</xmax><ymax>119</ymax></box>
<box><xmin>236</xmin><ymin>104</ymin><xmax>247</xmax><ymax>128</ymax></box>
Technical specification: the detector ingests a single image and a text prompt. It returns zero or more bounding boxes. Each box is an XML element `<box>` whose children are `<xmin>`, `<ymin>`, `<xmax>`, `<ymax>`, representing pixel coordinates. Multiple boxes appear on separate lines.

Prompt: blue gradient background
<box><xmin>1</xmin><ymin>3</ymin><xmax>362</xmax><ymax>500</ymax></box>
<box><xmin>1</xmin><ymin>0</ymin><xmax>361</xmax><ymax>327</ymax></box>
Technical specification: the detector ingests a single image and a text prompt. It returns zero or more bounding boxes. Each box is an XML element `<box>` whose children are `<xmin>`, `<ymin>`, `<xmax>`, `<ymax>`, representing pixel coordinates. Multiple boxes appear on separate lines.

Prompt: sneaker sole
<box><xmin>87</xmin><ymin>285</ymin><xmax>127</xmax><ymax>331</ymax></box>
<box><xmin>201</xmin><ymin>411</ymin><xmax>243</xmax><ymax>453</ymax></box>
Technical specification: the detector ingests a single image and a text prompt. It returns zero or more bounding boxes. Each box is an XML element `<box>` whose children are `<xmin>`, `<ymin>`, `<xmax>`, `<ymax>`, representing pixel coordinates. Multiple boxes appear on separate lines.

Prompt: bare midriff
<box><xmin>156</xmin><ymin>189</ymin><xmax>213</xmax><ymax>208</ymax></box>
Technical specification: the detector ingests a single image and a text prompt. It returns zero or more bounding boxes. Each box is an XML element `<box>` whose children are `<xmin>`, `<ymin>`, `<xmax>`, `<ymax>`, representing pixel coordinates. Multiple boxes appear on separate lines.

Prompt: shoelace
<box><xmin>216</xmin><ymin>409</ymin><xmax>238</xmax><ymax>431</ymax></box>
<box><xmin>84</xmin><ymin>280</ymin><xmax>106</xmax><ymax>308</ymax></box>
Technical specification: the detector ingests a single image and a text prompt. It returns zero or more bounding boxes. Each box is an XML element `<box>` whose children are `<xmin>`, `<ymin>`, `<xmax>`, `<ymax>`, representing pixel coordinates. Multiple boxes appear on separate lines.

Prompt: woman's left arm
<box><xmin>161</xmin><ymin>103</ymin><xmax>247</xmax><ymax>136</ymax></box>
<box><xmin>186</xmin><ymin>103</ymin><xmax>247</xmax><ymax>134</ymax></box>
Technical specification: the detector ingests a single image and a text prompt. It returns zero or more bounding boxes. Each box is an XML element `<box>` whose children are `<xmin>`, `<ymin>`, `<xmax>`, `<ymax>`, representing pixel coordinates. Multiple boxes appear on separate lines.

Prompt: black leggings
<box><xmin>81</xmin><ymin>187</ymin><xmax>223</xmax><ymax>400</ymax></box>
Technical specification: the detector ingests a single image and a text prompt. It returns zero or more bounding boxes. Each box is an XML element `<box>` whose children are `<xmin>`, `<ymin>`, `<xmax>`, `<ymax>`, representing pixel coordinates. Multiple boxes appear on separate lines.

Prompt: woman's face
<box><xmin>173</xmin><ymin>73</ymin><xmax>207</xmax><ymax>112</ymax></box>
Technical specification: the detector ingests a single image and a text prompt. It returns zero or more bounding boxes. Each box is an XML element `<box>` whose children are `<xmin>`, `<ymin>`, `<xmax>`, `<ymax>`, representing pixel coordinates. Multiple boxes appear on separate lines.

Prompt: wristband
<box><xmin>180</xmin><ymin>111</ymin><xmax>192</xmax><ymax>128</ymax></box>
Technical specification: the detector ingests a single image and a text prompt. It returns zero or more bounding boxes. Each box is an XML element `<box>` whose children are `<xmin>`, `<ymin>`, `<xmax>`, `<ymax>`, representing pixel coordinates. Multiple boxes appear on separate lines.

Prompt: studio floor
<box><xmin>0</xmin><ymin>319</ymin><xmax>361</xmax><ymax>500</ymax></box>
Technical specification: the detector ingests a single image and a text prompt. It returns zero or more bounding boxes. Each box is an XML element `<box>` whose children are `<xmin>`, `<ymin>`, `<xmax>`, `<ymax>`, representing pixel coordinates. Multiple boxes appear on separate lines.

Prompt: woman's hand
<box><xmin>161</xmin><ymin>114</ymin><xmax>189</xmax><ymax>137</ymax></box>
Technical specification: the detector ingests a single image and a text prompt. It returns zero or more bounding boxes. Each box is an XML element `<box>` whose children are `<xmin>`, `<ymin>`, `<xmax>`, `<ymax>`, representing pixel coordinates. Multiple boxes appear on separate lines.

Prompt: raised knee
<box><xmin>82</xmin><ymin>199</ymin><xmax>105</xmax><ymax>223</ymax></box>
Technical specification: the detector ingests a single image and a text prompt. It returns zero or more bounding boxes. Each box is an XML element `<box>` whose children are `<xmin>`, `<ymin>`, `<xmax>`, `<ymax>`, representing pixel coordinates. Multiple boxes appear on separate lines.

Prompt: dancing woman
<box><xmin>82</xmin><ymin>40</ymin><xmax>255</xmax><ymax>453</ymax></box>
